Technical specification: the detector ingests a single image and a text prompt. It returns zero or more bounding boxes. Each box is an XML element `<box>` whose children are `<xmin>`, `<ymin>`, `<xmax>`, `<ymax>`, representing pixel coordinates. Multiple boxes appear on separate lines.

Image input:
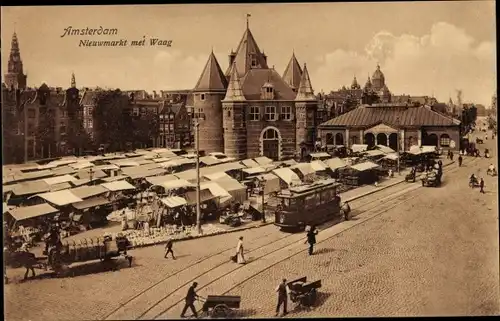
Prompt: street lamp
<box><xmin>88</xmin><ymin>167</ymin><xmax>94</xmax><ymax>185</ymax></box>
<box><xmin>194</xmin><ymin>122</ymin><xmax>202</xmax><ymax>235</ymax></box>
<box><xmin>396</xmin><ymin>116</ymin><xmax>401</xmax><ymax>175</ymax></box>
<box><xmin>258</xmin><ymin>178</ymin><xmax>266</xmax><ymax>223</ymax></box>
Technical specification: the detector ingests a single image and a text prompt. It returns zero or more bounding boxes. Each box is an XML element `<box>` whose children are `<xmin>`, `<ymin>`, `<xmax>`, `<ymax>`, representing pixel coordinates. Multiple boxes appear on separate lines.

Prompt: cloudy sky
<box><xmin>1</xmin><ymin>2</ymin><xmax>496</xmax><ymax>106</ymax></box>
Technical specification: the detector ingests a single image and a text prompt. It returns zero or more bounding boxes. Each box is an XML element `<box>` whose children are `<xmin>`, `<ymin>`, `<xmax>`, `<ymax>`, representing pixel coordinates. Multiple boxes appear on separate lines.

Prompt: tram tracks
<box><xmin>151</xmin><ymin>158</ymin><xmax>479</xmax><ymax>319</ymax></box>
<box><xmin>106</xmin><ymin>158</ymin><xmax>478</xmax><ymax>320</ymax></box>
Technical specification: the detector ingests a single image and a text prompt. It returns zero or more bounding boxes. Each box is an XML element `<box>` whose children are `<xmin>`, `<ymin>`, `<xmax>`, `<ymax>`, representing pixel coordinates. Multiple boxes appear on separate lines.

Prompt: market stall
<box><xmin>342</xmin><ymin>161</ymin><xmax>381</xmax><ymax>186</ymax></box>
<box><xmin>325</xmin><ymin>157</ymin><xmax>347</xmax><ymax>179</ymax></box>
<box><xmin>272</xmin><ymin>167</ymin><xmax>302</xmax><ymax>189</ymax></box>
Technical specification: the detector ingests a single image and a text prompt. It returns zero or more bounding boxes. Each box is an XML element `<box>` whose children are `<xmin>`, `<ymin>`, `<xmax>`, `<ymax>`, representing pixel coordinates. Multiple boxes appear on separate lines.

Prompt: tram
<box><xmin>274</xmin><ymin>179</ymin><xmax>342</xmax><ymax>231</ymax></box>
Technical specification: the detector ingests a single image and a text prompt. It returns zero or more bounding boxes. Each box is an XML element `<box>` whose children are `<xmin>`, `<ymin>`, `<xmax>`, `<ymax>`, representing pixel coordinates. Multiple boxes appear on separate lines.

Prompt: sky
<box><xmin>1</xmin><ymin>1</ymin><xmax>497</xmax><ymax>106</ymax></box>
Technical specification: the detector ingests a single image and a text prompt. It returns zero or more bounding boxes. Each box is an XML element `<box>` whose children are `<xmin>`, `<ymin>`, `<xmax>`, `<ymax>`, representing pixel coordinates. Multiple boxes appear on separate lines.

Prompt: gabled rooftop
<box><xmin>240</xmin><ymin>68</ymin><xmax>296</xmax><ymax>100</ymax></box>
<box><xmin>224</xmin><ymin>27</ymin><xmax>268</xmax><ymax>78</ymax></box>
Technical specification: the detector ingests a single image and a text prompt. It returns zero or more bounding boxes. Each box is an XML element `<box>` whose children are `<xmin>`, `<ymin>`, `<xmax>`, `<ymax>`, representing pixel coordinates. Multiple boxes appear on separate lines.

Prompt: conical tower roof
<box><xmin>364</xmin><ymin>76</ymin><xmax>372</xmax><ymax>89</ymax></box>
<box><xmin>295</xmin><ymin>63</ymin><xmax>315</xmax><ymax>101</ymax></box>
<box><xmin>224</xmin><ymin>26</ymin><xmax>268</xmax><ymax>78</ymax></box>
<box><xmin>283</xmin><ymin>52</ymin><xmax>303</xmax><ymax>90</ymax></box>
<box><xmin>11</xmin><ymin>32</ymin><xmax>19</xmax><ymax>53</ymax></box>
<box><xmin>351</xmin><ymin>76</ymin><xmax>360</xmax><ymax>89</ymax></box>
<box><xmin>194</xmin><ymin>51</ymin><xmax>228</xmax><ymax>92</ymax></box>
<box><xmin>223</xmin><ymin>63</ymin><xmax>246</xmax><ymax>101</ymax></box>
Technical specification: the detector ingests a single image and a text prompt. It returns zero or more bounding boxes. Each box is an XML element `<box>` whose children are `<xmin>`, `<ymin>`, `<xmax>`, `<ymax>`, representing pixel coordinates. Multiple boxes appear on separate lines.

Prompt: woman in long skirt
<box><xmin>236</xmin><ymin>236</ymin><xmax>246</xmax><ymax>264</ymax></box>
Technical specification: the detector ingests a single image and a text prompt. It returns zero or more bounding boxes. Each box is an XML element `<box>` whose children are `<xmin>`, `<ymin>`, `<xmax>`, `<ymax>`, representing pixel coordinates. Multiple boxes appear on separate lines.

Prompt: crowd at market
<box><xmin>2</xmin><ymin>143</ymin><xmax>461</xmax><ymax>251</ymax></box>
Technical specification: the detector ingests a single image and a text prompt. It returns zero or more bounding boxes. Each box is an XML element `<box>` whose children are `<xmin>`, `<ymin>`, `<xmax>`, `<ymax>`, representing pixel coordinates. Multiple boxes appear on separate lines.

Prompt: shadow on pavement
<box><xmin>314</xmin><ymin>248</ymin><xmax>336</xmax><ymax>255</ymax></box>
<box><xmin>232</xmin><ymin>308</ymin><xmax>258</xmax><ymax>318</ymax></box>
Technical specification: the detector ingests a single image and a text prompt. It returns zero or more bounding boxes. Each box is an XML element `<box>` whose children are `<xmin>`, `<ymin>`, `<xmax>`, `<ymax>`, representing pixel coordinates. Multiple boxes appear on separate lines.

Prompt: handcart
<box><xmin>288</xmin><ymin>276</ymin><xmax>322</xmax><ymax>309</ymax></box>
<box><xmin>199</xmin><ymin>295</ymin><xmax>241</xmax><ymax>318</ymax></box>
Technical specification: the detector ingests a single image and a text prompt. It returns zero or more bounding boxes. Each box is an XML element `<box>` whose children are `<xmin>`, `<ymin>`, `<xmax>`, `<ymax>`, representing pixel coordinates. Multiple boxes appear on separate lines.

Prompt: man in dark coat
<box><xmin>305</xmin><ymin>226</ymin><xmax>318</xmax><ymax>255</ymax></box>
<box><xmin>180</xmin><ymin>282</ymin><xmax>199</xmax><ymax>318</ymax></box>
<box><xmin>275</xmin><ymin>279</ymin><xmax>290</xmax><ymax>316</ymax></box>
<box><xmin>479</xmin><ymin>178</ymin><xmax>485</xmax><ymax>193</ymax></box>
<box><xmin>164</xmin><ymin>238</ymin><xmax>175</xmax><ymax>259</ymax></box>
<box><xmin>458</xmin><ymin>155</ymin><xmax>463</xmax><ymax>167</ymax></box>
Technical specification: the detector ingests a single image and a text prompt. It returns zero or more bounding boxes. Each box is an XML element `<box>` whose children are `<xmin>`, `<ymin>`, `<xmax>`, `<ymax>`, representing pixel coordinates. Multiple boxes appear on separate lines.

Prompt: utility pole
<box><xmin>24</xmin><ymin>103</ymin><xmax>28</xmax><ymax>163</ymax></box>
<box><xmin>396</xmin><ymin>116</ymin><xmax>401</xmax><ymax>174</ymax></box>
<box><xmin>195</xmin><ymin>122</ymin><xmax>202</xmax><ymax>235</ymax></box>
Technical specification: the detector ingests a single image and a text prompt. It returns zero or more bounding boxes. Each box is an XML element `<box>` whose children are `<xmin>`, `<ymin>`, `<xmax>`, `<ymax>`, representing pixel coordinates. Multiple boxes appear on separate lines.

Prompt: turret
<box><xmin>295</xmin><ymin>63</ymin><xmax>318</xmax><ymax>157</ymax></box>
<box><xmin>193</xmin><ymin>51</ymin><xmax>228</xmax><ymax>153</ymax></box>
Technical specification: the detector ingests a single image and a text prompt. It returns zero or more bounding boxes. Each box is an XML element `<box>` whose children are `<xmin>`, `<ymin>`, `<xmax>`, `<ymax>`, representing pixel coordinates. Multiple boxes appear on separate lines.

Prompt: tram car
<box><xmin>274</xmin><ymin>179</ymin><xmax>341</xmax><ymax>231</ymax></box>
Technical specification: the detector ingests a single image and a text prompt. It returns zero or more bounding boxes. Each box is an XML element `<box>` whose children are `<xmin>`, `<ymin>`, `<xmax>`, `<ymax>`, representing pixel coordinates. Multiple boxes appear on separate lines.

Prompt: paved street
<box><xmin>4</xmin><ymin>137</ymin><xmax>498</xmax><ymax>320</ymax></box>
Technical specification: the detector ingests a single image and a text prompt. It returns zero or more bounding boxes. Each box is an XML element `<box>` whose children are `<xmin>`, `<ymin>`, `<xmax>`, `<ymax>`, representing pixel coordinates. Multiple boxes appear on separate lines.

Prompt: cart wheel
<box><xmin>212</xmin><ymin>304</ymin><xmax>229</xmax><ymax>318</ymax></box>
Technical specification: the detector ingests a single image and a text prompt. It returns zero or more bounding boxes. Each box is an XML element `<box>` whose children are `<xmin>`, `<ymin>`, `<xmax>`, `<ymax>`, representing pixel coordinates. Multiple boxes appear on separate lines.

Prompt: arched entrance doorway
<box><xmin>388</xmin><ymin>133</ymin><xmax>398</xmax><ymax>151</ymax></box>
<box><xmin>326</xmin><ymin>133</ymin><xmax>334</xmax><ymax>145</ymax></box>
<box><xmin>261</xmin><ymin>127</ymin><xmax>280</xmax><ymax>160</ymax></box>
<box><xmin>425</xmin><ymin>134</ymin><xmax>438</xmax><ymax>147</ymax></box>
<box><xmin>335</xmin><ymin>133</ymin><xmax>344</xmax><ymax>145</ymax></box>
<box><xmin>364</xmin><ymin>133</ymin><xmax>375</xmax><ymax>148</ymax></box>
<box><xmin>376</xmin><ymin>133</ymin><xmax>387</xmax><ymax>146</ymax></box>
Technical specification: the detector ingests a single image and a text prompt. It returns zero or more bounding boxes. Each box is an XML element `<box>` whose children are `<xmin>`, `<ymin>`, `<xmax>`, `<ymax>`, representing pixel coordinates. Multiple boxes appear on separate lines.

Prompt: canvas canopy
<box><xmin>12</xmin><ymin>180</ymin><xmax>51</xmax><ymax>196</ymax></box>
<box><xmin>37</xmin><ymin>190</ymin><xmax>83</xmax><ymax>206</ymax></box>
<box><xmin>185</xmin><ymin>189</ymin><xmax>216</xmax><ymax>205</ymax></box>
<box><xmin>101</xmin><ymin>175</ymin><xmax>128</xmax><ymax>182</ymax></box>
<box><xmin>325</xmin><ymin>158</ymin><xmax>347</xmax><ymax>170</ymax></box>
<box><xmin>272</xmin><ymin>168</ymin><xmax>301</xmax><ymax>186</ymax></box>
<box><xmin>241</xmin><ymin>159</ymin><xmax>260</xmax><ymax>168</ymax></box>
<box><xmin>200</xmin><ymin>156</ymin><xmax>222</xmax><ymax>166</ymax></box>
<box><xmin>160</xmin><ymin>196</ymin><xmax>187</xmax><ymax>208</ymax></box>
<box><xmin>254</xmin><ymin>156</ymin><xmax>273</xmax><ymax>166</ymax></box>
<box><xmin>161</xmin><ymin>179</ymin><xmax>193</xmax><ymax>190</ymax></box>
<box><xmin>383</xmin><ymin>153</ymin><xmax>399</xmax><ymax>161</ymax></box>
<box><xmin>70</xmin><ymin>185</ymin><xmax>108</xmax><ymax>199</ymax></box>
<box><xmin>256</xmin><ymin>173</ymin><xmax>281</xmax><ymax>194</ymax></box>
<box><xmin>43</xmin><ymin>174</ymin><xmax>78</xmax><ymax>186</ymax></box>
<box><xmin>364</xmin><ymin>149</ymin><xmax>386</xmax><ymax>157</ymax></box>
<box><xmin>310</xmin><ymin>160</ymin><xmax>328</xmax><ymax>171</ymax></box>
<box><xmin>8</xmin><ymin>203</ymin><xmax>58</xmax><ymax>221</ymax></box>
<box><xmin>242</xmin><ymin>167</ymin><xmax>267</xmax><ymax>175</ymax></box>
<box><xmin>174</xmin><ymin>170</ymin><xmax>197</xmax><ymax>182</ymax></box>
<box><xmin>69</xmin><ymin>162</ymin><xmax>95</xmax><ymax>170</ymax></box>
<box><xmin>200</xmin><ymin>182</ymin><xmax>231</xmax><ymax>198</ymax></box>
<box><xmin>50</xmin><ymin>166</ymin><xmax>77</xmax><ymax>176</ymax></box>
<box><xmin>101</xmin><ymin>181</ymin><xmax>136</xmax><ymax>192</ymax></box>
<box><xmin>351</xmin><ymin>144</ymin><xmax>369</xmax><ymax>153</ymax></box>
<box><xmin>309</xmin><ymin>152</ymin><xmax>331</xmax><ymax>158</ymax></box>
<box><xmin>76</xmin><ymin>169</ymin><xmax>108</xmax><ymax>180</ymax></box>
<box><xmin>146</xmin><ymin>174</ymin><xmax>178</xmax><ymax>185</ymax></box>
<box><xmin>376</xmin><ymin>145</ymin><xmax>396</xmax><ymax>154</ymax></box>
<box><xmin>72</xmin><ymin>196</ymin><xmax>111</xmax><ymax>210</ymax></box>
<box><xmin>291</xmin><ymin>163</ymin><xmax>316</xmax><ymax>176</ymax></box>
<box><xmin>350</xmin><ymin>161</ymin><xmax>380</xmax><ymax>172</ymax></box>
<box><xmin>204</xmin><ymin>172</ymin><xmax>233</xmax><ymax>181</ymax></box>
<box><xmin>49</xmin><ymin>182</ymin><xmax>72</xmax><ymax>192</ymax></box>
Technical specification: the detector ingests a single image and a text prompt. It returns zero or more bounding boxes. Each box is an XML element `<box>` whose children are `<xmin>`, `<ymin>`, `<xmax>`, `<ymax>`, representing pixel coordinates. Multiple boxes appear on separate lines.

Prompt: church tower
<box><xmin>295</xmin><ymin>63</ymin><xmax>317</xmax><ymax>157</ymax></box>
<box><xmin>5</xmin><ymin>32</ymin><xmax>27</xmax><ymax>90</ymax></box>
<box><xmin>192</xmin><ymin>51</ymin><xmax>228</xmax><ymax>153</ymax></box>
<box><xmin>71</xmin><ymin>72</ymin><xmax>76</xmax><ymax>88</ymax></box>
<box><xmin>371</xmin><ymin>64</ymin><xmax>385</xmax><ymax>92</ymax></box>
<box><xmin>222</xmin><ymin>62</ymin><xmax>247</xmax><ymax>159</ymax></box>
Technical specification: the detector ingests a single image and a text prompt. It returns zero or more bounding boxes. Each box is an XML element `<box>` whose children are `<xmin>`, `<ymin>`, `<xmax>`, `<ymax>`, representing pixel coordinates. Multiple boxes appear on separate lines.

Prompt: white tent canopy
<box><xmin>272</xmin><ymin>168</ymin><xmax>302</xmax><ymax>186</ymax></box>
<box><xmin>350</xmin><ymin>161</ymin><xmax>380</xmax><ymax>172</ymax></box>
<box><xmin>101</xmin><ymin>180</ymin><xmax>136</xmax><ymax>192</ymax></box>
<box><xmin>37</xmin><ymin>190</ymin><xmax>84</xmax><ymax>206</ymax></box>
<box><xmin>351</xmin><ymin>144</ymin><xmax>369</xmax><ymax>153</ymax></box>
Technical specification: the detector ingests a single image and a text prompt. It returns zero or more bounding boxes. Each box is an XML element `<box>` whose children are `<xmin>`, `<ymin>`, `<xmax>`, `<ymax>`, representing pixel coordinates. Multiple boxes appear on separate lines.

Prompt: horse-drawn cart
<box><xmin>288</xmin><ymin>277</ymin><xmax>322</xmax><ymax>309</ymax></box>
<box><xmin>6</xmin><ymin>235</ymin><xmax>133</xmax><ymax>280</ymax></box>
<box><xmin>200</xmin><ymin>295</ymin><xmax>241</xmax><ymax>318</ymax></box>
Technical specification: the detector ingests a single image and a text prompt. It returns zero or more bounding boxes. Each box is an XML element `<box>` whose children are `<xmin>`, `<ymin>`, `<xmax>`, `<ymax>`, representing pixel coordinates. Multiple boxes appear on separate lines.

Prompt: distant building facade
<box><xmin>318</xmin><ymin>103</ymin><xmax>461</xmax><ymax>152</ymax></box>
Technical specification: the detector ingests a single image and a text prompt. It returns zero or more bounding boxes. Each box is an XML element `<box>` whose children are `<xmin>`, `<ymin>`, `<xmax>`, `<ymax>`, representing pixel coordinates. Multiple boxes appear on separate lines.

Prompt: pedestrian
<box><xmin>164</xmin><ymin>238</ymin><xmax>176</xmax><ymax>259</ymax></box>
<box><xmin>305</xmin><ymin>225</ymin><xmax>318</xmax><ymax>255</ymax></box>
<box><xmin>480</xmin><ymin>178</ymin><xmax>485</xmax><ymax>193</ymax></box>
<box><xmin>458</xmin><ymin>155</ymin><xmax>463</xmax><ymax>167</ymax></box>
<box><xmin>450</xmin><ymin>151</ymin><xmax>454</xmax><ymax>161</ymax></box>
<box><xmin>236</xmin><ymin>236</ymin><xmax>246</xmax><ymax>264</ymax></box>
<box><xmin>275</xmin><ymin>279</ymin><xmax>290</xmax><ymax>316</ymax></box>
<box><xmin>180</xmin><ymin>282</ymin><xmax>199</xmax><ymax>318</ymax></box>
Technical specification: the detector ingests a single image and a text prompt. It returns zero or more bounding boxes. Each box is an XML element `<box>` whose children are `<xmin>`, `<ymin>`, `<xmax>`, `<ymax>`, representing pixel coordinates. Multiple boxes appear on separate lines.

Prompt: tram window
<box><xmin>305</xmin><ymin>194</ymin><xmax>317</xmax><ymax>209</ymax></box>
<box><xmin>320</xmin><ymin>191</ymin><xmax>329</xmax><ymax>204</ymax></box>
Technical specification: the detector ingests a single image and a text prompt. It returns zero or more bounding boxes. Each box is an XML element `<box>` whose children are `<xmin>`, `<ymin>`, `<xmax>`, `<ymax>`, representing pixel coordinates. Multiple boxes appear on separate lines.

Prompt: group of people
<box><xmin>469</xmin><ymin>174</ymin><xmax>486</xmax><ymax>193</ymax></box>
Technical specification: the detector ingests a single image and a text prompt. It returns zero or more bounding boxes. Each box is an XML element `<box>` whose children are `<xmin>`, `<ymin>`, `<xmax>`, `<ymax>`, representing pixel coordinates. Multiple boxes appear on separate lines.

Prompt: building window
<box><xmin>169</xmin><ymin>113</ymin><xmax>174</xmax><ymax>120</ymax></box>
<box><xmin>281</xmin><ymin>106</ymin><xmax>292</xmax><ymax>121</ymax></box>
<box><xmin>408</xmin><ymin>136</ymin><xmax>414</xmax><ymax>147</ymax></box>
<box><xmin>249</xmin><ymin>106</ymin><xmax>260</xmax><ymax>121</ymax></box>
<box><xmin>266</xmin><ymin>87</ymin><xmax>273</xmax><ymax>93</ymax></box>
<box><xmin>88</xmin><ymin>107</ymin><xmax>93</xmax><ymax>116</ymax></box>
<box><xmin>251</xmin><ymin>58</ymin><xmax>257</xmax><ymax>67</ymax></box>
<box><xmin>88</xmin><ymin>121</ymin><xmax>93</xmax><ymax>129</ymax></box>
<box><xmin>326</xmin><ymin>133</ymin><xmax>334</xmax><ymax>145</ymax></box>
<box><xmin>169</xmin><ymin>124</ymin><xmax>174</xmax><ymax>131</ymax></box>
<box><xmin>160</xmin><ymin>114</ymin><xmax>164</xmax><ymax>119</ymax></box>
<box><xmin>200</xmin><ymin>94</ymin><xmax>205</xmax><ymax>101</ymax></box>
<box><xmin>227</xmin><ymin>110</ymin><xmax>231</xmax><ymax>117</ymax></box>
<box><xmin>133</xmin><ymin>107</ymin><xmax>140</xmax><ymax>116</ymax></box>
<box><xmin>265</xmin><ymin>106</ymin><xmax>277</xmax><ymax>121</ymax></box>
<box><xmin>440</xmin><ymin>134</ymin><xmax>451</xmax><ymax>147</ymax></box>
<box><xmin>351</xmin><ymin>136</ymin><xmax>358</xmax><ymax>145</ymax></box>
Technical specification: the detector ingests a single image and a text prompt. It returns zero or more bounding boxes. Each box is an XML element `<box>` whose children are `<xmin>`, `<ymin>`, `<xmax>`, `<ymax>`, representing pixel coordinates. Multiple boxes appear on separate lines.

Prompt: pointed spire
<box><xmin>194</xmin><ymin>51</ymin><xmax>228</xmax><ymax>92</ymax></box>
<box><xmin>246</xmin><ymin>13</ymin><xmax>251</xmax><ymax>30</ymax></box>
<box><xmin>71</xmin><ymin>72</ymin><xmax>76</xmax><ymax>88</ymax></box>
<box><xmin>295</xmin><ymin>63</ymin><xmax>315</xmax><ymax>101</ymax></box>
<box><xmin>223</xmin><ymin>63</ymin><xmax>246</xmax><ymax>101</ymax></box>
<box><xmin>225</xmin><ymin>21</ymin><xmax>268</xmax><ymax>77</ymax></box>
<box><xmin>283</xmin><ymin>52</ymin><xmax>303</xmax><ymax>90</ymax></box>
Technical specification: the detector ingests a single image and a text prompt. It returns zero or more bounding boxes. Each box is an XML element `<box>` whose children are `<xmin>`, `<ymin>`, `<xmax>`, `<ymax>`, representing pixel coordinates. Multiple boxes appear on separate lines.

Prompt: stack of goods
<box><xmin>106</xmin><ymin>208</ymin><xmax>136</xmax><ymax>222</ymax></box>
<box><xmin>105</xmin><ymin>224</ymin><xmax>227</xmax><ymax>248</ymax></box>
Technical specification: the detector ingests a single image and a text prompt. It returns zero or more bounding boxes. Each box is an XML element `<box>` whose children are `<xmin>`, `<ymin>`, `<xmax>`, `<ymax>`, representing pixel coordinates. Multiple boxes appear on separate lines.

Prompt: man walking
<box><xmin>181</xmin><ymin>282</ymin><xmax>199</xmax><ymax>318</ymax></box>
<box><xmin>479</xmin><ymin>178</ymin><xmax>485</xmax><ymax>193</ymax></box>
<box><xmin>305</xmin><ymin>226</ymin><xmax>318</xmax><ymax>255</ymax></box>
<box><xmin>275</xmin><ymin>279</ymin><xmax>290</xmax><ymax>316</ymax></box>
<box><xmin>458</xmin><ymin>155</ymin><xmax>463</xmax><ymax>167</ymax></box>
<box><xmin>164</xmin><ymin>238</ymin><xmax>175</xmax><ymax>259</ymax></box>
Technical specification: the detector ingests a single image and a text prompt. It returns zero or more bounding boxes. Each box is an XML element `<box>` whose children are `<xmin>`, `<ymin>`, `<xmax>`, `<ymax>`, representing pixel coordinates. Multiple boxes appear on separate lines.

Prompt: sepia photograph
<box><xmin>1</xmin><ymin>1</ymin><xmax>498</xmax><ymax>320</ymax></box>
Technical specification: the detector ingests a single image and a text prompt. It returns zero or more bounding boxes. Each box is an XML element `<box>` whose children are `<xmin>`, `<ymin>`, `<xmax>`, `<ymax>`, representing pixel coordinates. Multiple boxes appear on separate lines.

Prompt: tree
<box><xmin>36</xmin><ymin>107</ymin><xmax>56</xmax><ymax>158</ymax></box>
<box><xmin>131</xmin><ymin>109</ymin><xmax>159</xmax><ymax>149</ymax></box>
<box><xmin>93</xmin><ymin>89</ymin><xmax>132</xmax><ymax>152</ymax></box>
<box><xmin>361</xmin><ymin>90</ymin><xmax>380</xmax><ymax>105</ymax></box>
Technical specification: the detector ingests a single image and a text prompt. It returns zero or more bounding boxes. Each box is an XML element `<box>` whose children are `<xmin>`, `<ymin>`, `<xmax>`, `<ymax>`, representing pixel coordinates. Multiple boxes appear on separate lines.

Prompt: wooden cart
<box><xmin>288</xmin><ymin>277</ymin><xmax>322</xmax><ymax>309</ymax></box>
<box><xmin>200</xmin><ymin>295</ymin><xmax>241</xmax><ymax>318</ymax></box>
